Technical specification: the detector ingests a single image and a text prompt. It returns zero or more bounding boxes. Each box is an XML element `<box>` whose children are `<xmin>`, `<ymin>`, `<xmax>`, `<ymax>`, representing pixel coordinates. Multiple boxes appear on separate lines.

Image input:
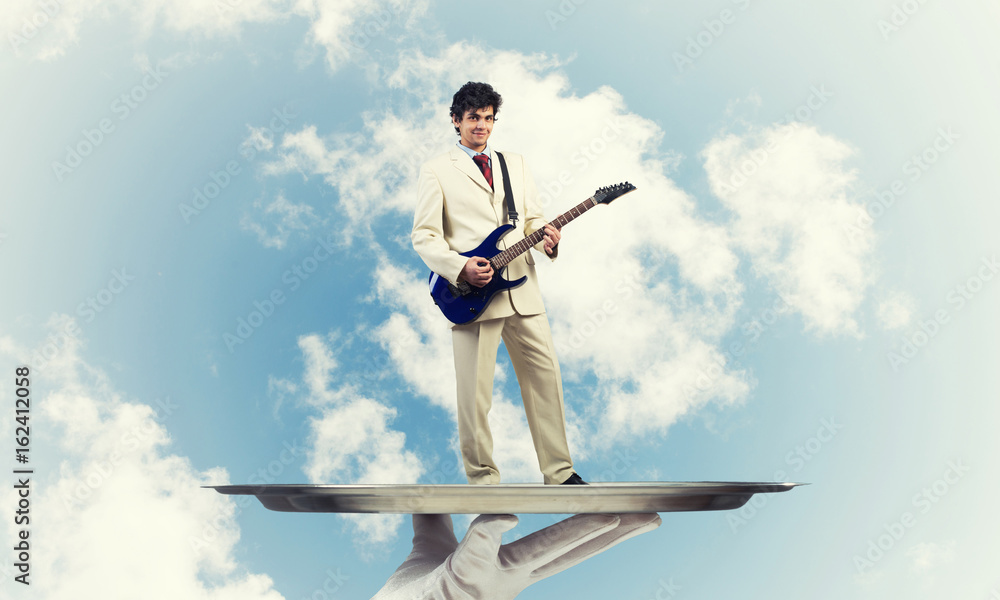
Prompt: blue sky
<box><xmin>1</xmin><ymin>0</ymin><xmax>999</xmax><ymax>598</ymax></box>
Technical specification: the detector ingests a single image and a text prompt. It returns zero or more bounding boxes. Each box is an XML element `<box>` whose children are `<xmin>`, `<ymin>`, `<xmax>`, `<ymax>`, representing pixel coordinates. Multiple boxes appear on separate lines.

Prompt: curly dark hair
<box><xmin>450</xmin><ymin>82</ymin><xmax>502</xmax><ymax>134</ymax></box>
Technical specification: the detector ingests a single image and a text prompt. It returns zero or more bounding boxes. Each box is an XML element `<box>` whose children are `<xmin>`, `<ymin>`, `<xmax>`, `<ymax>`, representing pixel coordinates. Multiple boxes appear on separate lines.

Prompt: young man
<box><xmin>411</xmin><ymin>81</ymin><xmax>586</xmax><ymax>486</ymax></box>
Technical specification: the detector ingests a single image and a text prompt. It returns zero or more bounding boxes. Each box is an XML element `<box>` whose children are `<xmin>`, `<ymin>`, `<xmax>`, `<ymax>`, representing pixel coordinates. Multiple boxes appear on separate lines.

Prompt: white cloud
<box><xmin>244</xmin><ymin>125</ymin><xmax>278</xmax><ymax>154</ymax></box>
<box><xmin>2</xmin><ymin>0</ymin><xmax>289</xmax><ymax>61</ymax></box>
<box><xmin>241</xmin><ymin>191</ymin><xmax>321</xmax><ymax>249</ymax></box>
<box><xmin>0</xmin><ymin>319</ymin><xmax>284</xmax><ymax>598</ymax></box>
<box><xmin>286</xmin><ymin>332</ymin><xmax>426</xmax><ymax>543</ymax></box>
<box><xmin>906</xmin><ymin>541</ymin><xmax>956</xmax><ymax>573</ymax></box>
<box><xmin>877</xmin><ymin>290</ymin><xmax>916</xmax><ymax>330</ymax></box>
<box><xmin>2</xmin><ymin>0</ymin><xmax>427</xmax><ymax>65</ymax></box>
<box><xmin>703</xmin><ymin>123</ymin><xmax>875</xmax><ymax>337</ymax></box>
<box><xmin>293</xmin><ymin>0</ymin><xmax>428</xmax><ymax>71</ymax></box>
<box><xmin>304</xmin><ymin>397</ymin><xmax>421</xmax><ymax>484</ymax></box>
<box><xmin>266</xmin><ymin>375</ymin><xmax>297</xmax><ymax>419</ymax></box>
<box><xmin>371</xmin><ymin>258</ymin><xmax>455</xmax><ymax>412</ymax></box>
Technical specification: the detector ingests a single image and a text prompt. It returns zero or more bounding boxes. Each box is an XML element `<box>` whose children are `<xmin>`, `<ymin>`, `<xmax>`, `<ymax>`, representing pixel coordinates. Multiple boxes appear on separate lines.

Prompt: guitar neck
<box><xmin>492</xmin><ymin>196</ymin><xmax>600</xmax><ymax>269</ymax></box>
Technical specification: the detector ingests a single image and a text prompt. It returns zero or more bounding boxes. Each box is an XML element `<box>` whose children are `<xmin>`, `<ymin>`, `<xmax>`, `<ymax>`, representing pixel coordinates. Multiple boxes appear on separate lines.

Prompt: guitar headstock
<box><xmin>594</xmin><ymin>182</ymin><xmax>636</xmax><ymax>205</ymax></box>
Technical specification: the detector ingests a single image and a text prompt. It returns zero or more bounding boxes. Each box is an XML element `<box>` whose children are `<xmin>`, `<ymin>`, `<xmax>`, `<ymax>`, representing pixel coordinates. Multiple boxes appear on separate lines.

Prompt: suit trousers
<box><xmin>452</xmin><ymin>312</ymin><xmax>575</xmax><ymax>485</ymax></box>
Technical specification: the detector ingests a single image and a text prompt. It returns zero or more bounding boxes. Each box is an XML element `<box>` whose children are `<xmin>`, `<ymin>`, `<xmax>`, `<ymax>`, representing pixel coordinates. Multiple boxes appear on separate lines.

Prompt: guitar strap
<box><xmin>494</xmin><ymin>151</ymin><xmax>518</xmax><ymax>226</ymax></box>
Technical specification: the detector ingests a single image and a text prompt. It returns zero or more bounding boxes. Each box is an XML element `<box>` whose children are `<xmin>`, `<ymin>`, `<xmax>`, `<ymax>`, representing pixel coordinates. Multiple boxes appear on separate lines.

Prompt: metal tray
<box><xmin>207</xmin><ymin>482</ymin><xmax>803</xmax><ymax>514</ymax></box>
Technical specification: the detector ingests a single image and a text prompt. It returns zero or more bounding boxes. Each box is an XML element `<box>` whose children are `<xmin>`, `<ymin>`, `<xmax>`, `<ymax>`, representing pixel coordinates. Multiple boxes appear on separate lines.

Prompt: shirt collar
<box><xmin>456</xmin><ymin>142</ymin><xmax>490</xmax><ymax>159</ymax></box>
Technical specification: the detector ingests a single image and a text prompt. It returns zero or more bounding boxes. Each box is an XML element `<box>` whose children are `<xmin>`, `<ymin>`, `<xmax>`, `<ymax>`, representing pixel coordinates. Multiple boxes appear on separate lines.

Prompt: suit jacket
<box><xmin>412</xmin><ymin>146</ymin><xmax>555</xmax><ymax>322</ymax></box>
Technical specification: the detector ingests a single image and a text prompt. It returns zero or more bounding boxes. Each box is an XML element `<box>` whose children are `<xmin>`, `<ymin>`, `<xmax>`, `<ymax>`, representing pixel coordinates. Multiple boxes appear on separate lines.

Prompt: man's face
<box><xmin>452</xmin><ymin>106</ymin><xmax>494</xmax><ymax>152</ymax></box>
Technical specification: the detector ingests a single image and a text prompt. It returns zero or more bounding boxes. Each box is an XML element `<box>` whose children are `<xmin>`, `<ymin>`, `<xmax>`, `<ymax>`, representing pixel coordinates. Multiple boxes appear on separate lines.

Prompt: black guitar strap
<box><xmin>494</xmin><ymin>151</ymin><xmax>518</xmax><ymax>227</ymax></box>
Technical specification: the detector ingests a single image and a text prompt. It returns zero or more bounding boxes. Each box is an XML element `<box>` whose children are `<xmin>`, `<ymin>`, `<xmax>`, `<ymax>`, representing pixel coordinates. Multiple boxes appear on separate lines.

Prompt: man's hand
<box><xmin>543</xmin><ymin>224</ymin><xmax>561</xmax><ymax>255</ymax></box>
<box><xmin>459</xmin><ymin>256</ymin><xmax>493</xmax><ymax>287</ymax></box>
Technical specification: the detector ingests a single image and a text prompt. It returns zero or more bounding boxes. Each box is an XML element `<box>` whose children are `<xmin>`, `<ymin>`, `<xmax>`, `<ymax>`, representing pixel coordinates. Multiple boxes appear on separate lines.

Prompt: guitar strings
<box><xmin>491</xmin><ymin>197</ymin><xmax>597</xmax><ymax>269</ymax></box>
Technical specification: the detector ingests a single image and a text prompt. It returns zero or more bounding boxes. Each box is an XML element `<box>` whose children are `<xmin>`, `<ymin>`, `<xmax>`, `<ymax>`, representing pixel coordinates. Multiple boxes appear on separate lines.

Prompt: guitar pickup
<box><xmin>448</xmin><ymin>281</ymin><xmax>472</xmax><ymax>297</ymax></box>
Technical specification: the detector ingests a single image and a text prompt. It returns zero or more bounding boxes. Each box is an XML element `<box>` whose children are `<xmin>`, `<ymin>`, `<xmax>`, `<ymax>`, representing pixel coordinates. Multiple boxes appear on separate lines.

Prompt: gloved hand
<box><xmin>372</xmin><ymin>512</ymin><xmax>661</xmax><ymax>599</ymax></box>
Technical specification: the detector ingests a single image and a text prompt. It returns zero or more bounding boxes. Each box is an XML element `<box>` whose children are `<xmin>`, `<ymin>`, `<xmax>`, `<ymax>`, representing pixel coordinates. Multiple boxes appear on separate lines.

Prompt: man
<box><xmin>412</xmin><ymin>81</ymin><xmax>586</xmax><ymax>485</ymax></box>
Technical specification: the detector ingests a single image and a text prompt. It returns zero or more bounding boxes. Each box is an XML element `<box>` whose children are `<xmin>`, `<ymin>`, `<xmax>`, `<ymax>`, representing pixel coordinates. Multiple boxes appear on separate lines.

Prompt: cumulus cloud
<box><xmin>241</xmin><ymin>191</ymin><xmax>321</xmax><ymax>249</ymax></box>
<box><xmin>703</xmin><ymin>122</ymin><xmax>875</xmax><ymax>337</ymax></box>
<box><xmin>284</xmin><ymin>332</ymin><xmax>426</xmax><ymax>542</ymax></box>
<box><xmin>877</xmin><ymin>290</ymin><xmax>916</xmax><ymax>331</ymax></box>
<box><xmin>2</xmin><ymin>0</ymin><xmax>427</xmax><ymax>65</ymax></box>
<box><xmin>293</xmin><ymin>0</ymin><xmax>429</xmax><ymax>71</ymax></box>
<box><xmin>0</xmin><ymin>319</ymin><xmax>284</xmax><ymax>598</ymax></box>
<box><xmin>906</xmin><ymin>541</ymin><xmax>956</xmax><ymax>573</ymax></box>
<box><xmin>2</xmin><ymin>0</ymin><xmax>289</xmax><ymax>61</ymax></box>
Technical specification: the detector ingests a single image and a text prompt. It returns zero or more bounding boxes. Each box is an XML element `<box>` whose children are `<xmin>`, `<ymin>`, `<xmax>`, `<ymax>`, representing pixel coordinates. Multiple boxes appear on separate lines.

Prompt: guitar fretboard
<box><xmin>491</xmin><ymin>196</ymin><xmax>599</xmax><ymax>269</ymax></box>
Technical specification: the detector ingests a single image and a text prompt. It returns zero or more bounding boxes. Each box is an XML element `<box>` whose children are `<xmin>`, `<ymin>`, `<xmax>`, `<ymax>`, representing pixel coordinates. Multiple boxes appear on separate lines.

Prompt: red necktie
<box><xmin>473</xmin><ymin>154</ymin><xmax>493</xmax><ymax>190</ymax></box>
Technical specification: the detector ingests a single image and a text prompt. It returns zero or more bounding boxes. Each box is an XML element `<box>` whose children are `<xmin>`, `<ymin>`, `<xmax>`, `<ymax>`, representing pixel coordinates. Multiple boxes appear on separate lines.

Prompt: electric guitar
<box><xmin>428</xmin><ymin>182</ymin><xmax>636</xmax><ymax>324</ymax></box>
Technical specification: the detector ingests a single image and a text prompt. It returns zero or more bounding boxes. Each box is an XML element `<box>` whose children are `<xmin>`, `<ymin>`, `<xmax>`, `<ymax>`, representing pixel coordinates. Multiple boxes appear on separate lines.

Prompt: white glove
<box><xmin>372</xmin><ymin>512</ymin><xmax>661</xmax><ymax>600</ymax></box>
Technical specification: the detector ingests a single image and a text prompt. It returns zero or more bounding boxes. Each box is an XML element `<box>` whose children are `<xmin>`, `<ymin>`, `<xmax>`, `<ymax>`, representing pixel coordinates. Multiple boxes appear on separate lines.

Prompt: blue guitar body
<box><xmin>428</xmin><ymin>224</ymin><xmax>526</xmax><ymax>325</ymax></box>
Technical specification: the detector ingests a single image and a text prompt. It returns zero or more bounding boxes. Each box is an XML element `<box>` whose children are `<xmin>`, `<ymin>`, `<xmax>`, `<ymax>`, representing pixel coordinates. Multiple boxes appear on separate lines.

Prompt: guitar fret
<box><xmin>490</xmin><ymin>196</ymin><xmax>603</xmax><ymax>270</ymax></box>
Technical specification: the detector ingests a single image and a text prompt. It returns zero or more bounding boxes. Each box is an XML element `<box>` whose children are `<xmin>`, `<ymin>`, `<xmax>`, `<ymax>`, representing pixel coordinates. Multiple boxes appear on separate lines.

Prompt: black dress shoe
<box><xmin>560</xmin><ymin>472</ymin><xmax>588</xmax><ymax>485</ymax></box>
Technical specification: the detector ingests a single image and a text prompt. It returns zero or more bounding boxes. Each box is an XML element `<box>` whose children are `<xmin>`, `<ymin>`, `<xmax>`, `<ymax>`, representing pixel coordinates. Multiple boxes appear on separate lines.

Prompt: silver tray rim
<box><xmin>205</xmin><ymin>482</ymin><xmax>805</xmax><ymax>514</ymax></box>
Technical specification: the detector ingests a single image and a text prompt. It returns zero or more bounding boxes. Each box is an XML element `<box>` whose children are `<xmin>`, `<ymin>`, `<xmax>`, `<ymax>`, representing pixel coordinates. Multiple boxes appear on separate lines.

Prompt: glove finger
<box><xmin>528</xmin><ymin>513</ymin><xmax>661</xmax><ymax>580</ymax></box>
<box><xmin>498</xmin><ymin>513</ymin><xmax>620</xmax><ymax>570</ymax></box>
<box><xmin>409</xmin><ymin>514</ymin><xmax>458</xmax><ymax>562</ymax></box>
<box><xmin>448</xmin><ymin>514</ymin><xmax>519</xmax><ymax>578</ymax></box>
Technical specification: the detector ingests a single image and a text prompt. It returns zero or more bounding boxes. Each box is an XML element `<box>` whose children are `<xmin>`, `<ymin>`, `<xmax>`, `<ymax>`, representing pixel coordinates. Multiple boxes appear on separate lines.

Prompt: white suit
<box><xmin>412</xmin><ymin>146</ymin><xmax>575</xmax><ymax>485</ymax></box>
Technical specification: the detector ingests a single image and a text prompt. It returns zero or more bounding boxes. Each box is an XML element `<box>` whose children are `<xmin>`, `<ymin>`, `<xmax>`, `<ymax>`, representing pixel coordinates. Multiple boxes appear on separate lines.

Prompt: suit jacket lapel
<box><xmin>450</xmin><ymin>146</ymin><xmax>494</xmax><ymax>195</ymax></box>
